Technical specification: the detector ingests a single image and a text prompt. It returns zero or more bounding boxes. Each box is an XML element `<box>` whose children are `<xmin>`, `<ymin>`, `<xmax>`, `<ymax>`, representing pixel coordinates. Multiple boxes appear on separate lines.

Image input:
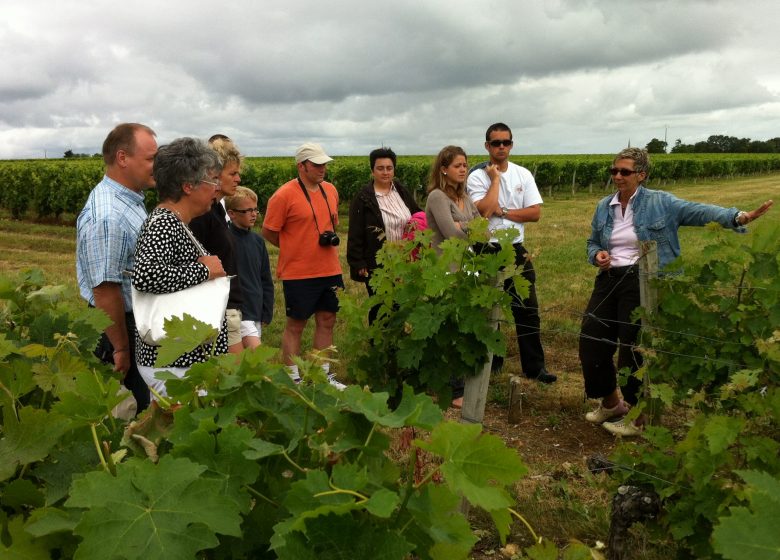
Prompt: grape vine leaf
<box><xmin>702</xmin><ymin>415</ymin><xmax>745</xmax><ymax>455</ymax></box>
<box><xmin>0</xmin><ymin>406</ymin><xmax>72</xmax><ymax>482</ymax></box>
<box><xmin>0</xmin><ymin>515</ymin><xmax>52</xmax><ymax>559</ymax></box>
<box><xmin>66</xmin><ymin>456</ymin><xmax>242</xmax><ymax>559</ymax></box>
<box><xmin>406</xmin><ymin>484</ymin><xmax>477</xmax><ymax>559</ymax></box>
<box><xmin>153</xmin><ymin>314</ymin><xmax>219</xmax><ymax>367</ymax></box>
<box><xmin>339</xmin><ymin>383</ymin><xmax>443</xmax><ymax>429</ymax></box>
<box><xmin>279</xmin><ymin>513</ymin><xmax>415</xmax><ymax>560</ymax></box>
<box><xmin>415</xmin><ymin>422</ymin><xmax>527</xmax><ymax>511</ymax></box>
<box><xmin>712</xmin><ymin>470</ymin><xmax>780</xmax><ymax>560</ymax></box>
<box><xmin>169</xmin><ymin>420</ymin><xmax>260</xmax><ymax>512</ymax></box>
<box><xmin>52</xmin><ymin>371</ymin><xmax>126</xmax><ymax>424</ymax></box>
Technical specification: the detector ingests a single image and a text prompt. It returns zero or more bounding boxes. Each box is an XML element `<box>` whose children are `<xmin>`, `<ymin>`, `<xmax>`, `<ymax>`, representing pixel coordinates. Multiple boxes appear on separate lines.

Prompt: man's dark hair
<box><xmin>485</xmin><ymin>122</ymin><xmax>512</xmax><ymax>142</ymax></box>
<box><xmin>369</xmin><ymin>147</ymin><xmax>397</xmax><ymax>169</ymax></box>
<box><xmin>102</xmin><ymin>123</ymin><xmax>156</xmax><ymax>166</ymax></box>
<box><xmin>153</xmin><ymin>137</ymin><xmax>222</xmax><ymax>203</ymax></box>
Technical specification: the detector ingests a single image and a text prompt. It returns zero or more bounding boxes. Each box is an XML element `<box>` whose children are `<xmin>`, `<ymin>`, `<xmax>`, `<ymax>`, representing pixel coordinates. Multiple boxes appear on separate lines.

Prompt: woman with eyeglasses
<box><xmin>132</xmin><ymin>138</ymin><xmax>228</xmax><ymax>398</ymax></box>
<box><xmin>347</xmin><ymin>147</ymin><xmax>421</xmax><ymax>323</ymax></box>
<box><xmin>189</xmin><ymin>137</ymin><xmax>246</xmax><ymax>354</ymax></box>
<box><xmin>580</xmin><ymin>147</ymin><xmax>773</xmax><ymax>436</ymax></box>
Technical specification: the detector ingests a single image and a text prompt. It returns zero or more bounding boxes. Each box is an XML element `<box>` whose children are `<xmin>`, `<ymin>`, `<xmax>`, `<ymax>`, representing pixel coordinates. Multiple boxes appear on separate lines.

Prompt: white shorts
<box><xmin>240</xmin><ymin>320</ymin><xmax>262</xmax><ymax>339</ymax></box>
<box><xmin>226</xmin><ymin>308</ymin><xmax>243</xmax><ymax>346</ymax></box>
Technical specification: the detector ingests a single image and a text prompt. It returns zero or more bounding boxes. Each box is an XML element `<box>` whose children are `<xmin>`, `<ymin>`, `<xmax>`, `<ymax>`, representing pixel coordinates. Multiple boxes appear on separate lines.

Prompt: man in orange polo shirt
<box><xmin>262</xmin><ymin>143</ymin><xmax>345</xmax><ymax>388</ymax></box>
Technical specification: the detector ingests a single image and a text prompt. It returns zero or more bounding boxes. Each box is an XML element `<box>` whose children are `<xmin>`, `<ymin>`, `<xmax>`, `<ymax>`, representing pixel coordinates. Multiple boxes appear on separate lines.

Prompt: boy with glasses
<box><xmin>466</xmin><ymin>122</ymin><xmax>557</xmax><ymax>384</ymax></box>
<box><xmin>225</xmin><ymin>187</ymin><xmax>274</xmax><ymax>349</ymax></box>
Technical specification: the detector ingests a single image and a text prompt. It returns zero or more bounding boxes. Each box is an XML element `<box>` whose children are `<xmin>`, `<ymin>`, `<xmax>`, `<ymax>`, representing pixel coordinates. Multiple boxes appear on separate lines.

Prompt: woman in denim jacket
<box><xmin>580</xmin><ymin>147</ymin><xmax>773</xmax><ymax>436</ymax></box>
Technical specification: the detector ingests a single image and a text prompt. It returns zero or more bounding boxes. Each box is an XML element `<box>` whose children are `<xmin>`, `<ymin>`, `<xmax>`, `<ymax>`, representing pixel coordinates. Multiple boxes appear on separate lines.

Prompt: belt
<box><xmin>603</xmin><ymin>265</ymin><xmax>638</xmax><ymax>277</ymax></box>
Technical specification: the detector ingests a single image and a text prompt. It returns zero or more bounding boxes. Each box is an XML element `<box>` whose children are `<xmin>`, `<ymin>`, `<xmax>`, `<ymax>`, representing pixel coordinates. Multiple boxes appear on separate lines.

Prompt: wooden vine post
<box><xmin>637</xmin><ymin>240</ymin><xmax>658</xmax><ymax>406</ymax></box>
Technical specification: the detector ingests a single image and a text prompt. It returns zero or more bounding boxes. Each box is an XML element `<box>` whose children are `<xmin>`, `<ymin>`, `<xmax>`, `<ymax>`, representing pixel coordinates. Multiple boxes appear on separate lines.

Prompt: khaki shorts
<box><xmin>226</xmin><ymin>308</ymin><xmax>243</xmax><ymax>347</ymax></box>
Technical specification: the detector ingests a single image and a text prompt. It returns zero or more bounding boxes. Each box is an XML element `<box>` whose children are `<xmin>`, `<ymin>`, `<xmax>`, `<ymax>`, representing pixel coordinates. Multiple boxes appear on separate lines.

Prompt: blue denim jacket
<box><xmin>586</xmin><ymin>186</ymin><xmax>744</xmax><ymax>270</ymax></box>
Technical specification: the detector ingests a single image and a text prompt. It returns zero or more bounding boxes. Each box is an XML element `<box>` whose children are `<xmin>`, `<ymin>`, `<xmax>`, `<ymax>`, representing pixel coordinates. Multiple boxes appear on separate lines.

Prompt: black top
<box><xmin>228</xmin><ymin>223</ymin><xmax>274</xmax><ymax>325</ymax></box>
<box><xmin>132</xmin><ymin>208</ymin><xmax>228</xmax><ymax>367</ymax></box>
<box><xmin>346</xmin><ymin>180</ymin><xmax>421</xmax><ymax>282</ymax></box>
<box><xmin>189</xmin><ymin>201</ymin><xmax>244</xmax><ymax>308</ymax></box>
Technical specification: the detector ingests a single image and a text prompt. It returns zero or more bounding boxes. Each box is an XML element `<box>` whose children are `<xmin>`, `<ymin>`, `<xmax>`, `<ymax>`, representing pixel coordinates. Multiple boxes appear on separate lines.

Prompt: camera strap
<box><xmin>297</xmin><ymin>178</ymin><xmax>337</xmax><ymax>234</ymax></box>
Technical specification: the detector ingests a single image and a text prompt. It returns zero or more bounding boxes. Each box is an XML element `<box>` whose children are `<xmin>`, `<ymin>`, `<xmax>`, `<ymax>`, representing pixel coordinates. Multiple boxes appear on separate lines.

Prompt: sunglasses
<box><xmin>609</xmin><ymin>168</ymin><xmax>640</xmax><ymax>177</ymax></box>
<box><xmin>488</xmin><ymin>140</ymin><xmax>514</xmax><ymax>147</ymax></box>
<box><xmin>231</xmin><ymin>207</ymin><xmax>259</xmax><ymax>214</ymax></box>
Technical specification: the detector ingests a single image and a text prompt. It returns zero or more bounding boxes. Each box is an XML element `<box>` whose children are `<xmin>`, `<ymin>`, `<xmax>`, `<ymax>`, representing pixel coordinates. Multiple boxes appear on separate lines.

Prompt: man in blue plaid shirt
<box><xmin>76</xmin><ymin>123</ymin><xmax>157</xmax><ymax>413</ymax></box>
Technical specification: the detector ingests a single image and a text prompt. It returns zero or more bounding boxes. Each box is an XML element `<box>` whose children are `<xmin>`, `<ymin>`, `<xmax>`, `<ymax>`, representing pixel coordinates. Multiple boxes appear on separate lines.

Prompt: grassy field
<box><xmin>1</xmin><ymin>173</ymin><xmax>777</xmax><ymax>556</ymax></box>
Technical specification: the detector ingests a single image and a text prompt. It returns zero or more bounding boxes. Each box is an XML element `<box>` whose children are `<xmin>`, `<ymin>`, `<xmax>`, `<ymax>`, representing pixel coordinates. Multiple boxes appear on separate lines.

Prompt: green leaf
<box><xmin>415</xmin><ymin>422</ymin><xmax>527</xmax><ymax>511</ymax></box>
<box><xmin>52</xmin><ymin>371</ymin><xmax>126</xmax><ymax>424</ymax></box>
<box><xmin>702</xmin><ymin>415</ymin><xmax>745</xmax><ymax>455</ymax></box>
<box><xmin>406</xmin><ymin>484</ymin><xmax>476</xmax><ymax>559</ymax></box>
<box><xmin>25</xmin><ymin>506</ymin><xmax>81</xmax><ymax>537</ymax></box>
<box><xmin>280</xmin><ymin>513</ymin><xmax>415</xmax><ymax>560</ymax></box>
<box><xmin>490</xmin><ymin>507</ymin><xmax>512</xmax><ymax>545</ymax></box>
<box><xmin>525</xmin><ymin>539</ymin><xmax>560</xmax><ymax>560</ymax></box>
<box><xmin>66</xmin><ymin>456</ymin><xmax>242</xmax><ymax>559</ymax></box>
<box><xmin>0</xmin><ymin>406</ymin><xmax>72</xmax><ymax>482</ymax></box>
<box><xmin>32</xmin><ymin>440</ymin><xmax>96</xmax><ymax>506</ymax></box>
<box><xmin>170</xmin><ymin>420</ymin><xmax>260</xmax><ymax>512</ymax></box>
<box><xmin>0</xmin><ymin>332</ymin><xmax>18</xmax><ymax>360</ymax></box>
<box><xmin>364</xmin><ymin>489</ymin><xmax>400</xmax><ymax>518</ymax></box>
<box><xmin>153</xmin><ymin>313</ymin><xmax>219</xmax><ymax>367</ymax></box>
<box><xmin>340</xmin><ymin>384</ymin><xmax>443</xmax><ymax>430</ymax></box>
<box><xmin>1</xmin><ymin>478</ymin><xmax>45</xmax><ymax>509</ymax></box>
<box><xmin>0</xmin><ymin>515</ymin><xmax>52</xmax><ymax>559</ymax></box>
<box><xmin>713</xmin><ymin>472</ymin><xmax>780</xmax><ymax>560</ymax></box>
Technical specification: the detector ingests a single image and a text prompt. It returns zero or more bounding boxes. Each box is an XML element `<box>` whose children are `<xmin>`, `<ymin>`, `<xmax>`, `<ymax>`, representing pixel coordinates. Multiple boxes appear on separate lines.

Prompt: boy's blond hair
<box><xmin>225</xmin><ymin>186</ymin><xmax>258</xmax><ymax>211</ymax></box>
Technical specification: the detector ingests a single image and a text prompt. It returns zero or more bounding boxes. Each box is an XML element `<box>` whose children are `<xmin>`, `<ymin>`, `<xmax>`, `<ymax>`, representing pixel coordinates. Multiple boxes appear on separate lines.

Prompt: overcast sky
<box><xmin>2</xmin><ymin>0</ymin><xmax>779</xmax><ymax>159</ymax></box>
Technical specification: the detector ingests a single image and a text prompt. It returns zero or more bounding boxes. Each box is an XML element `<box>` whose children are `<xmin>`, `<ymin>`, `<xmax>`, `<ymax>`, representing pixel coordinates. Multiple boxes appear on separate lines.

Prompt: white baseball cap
<box><xmin>295</xmin><ymin>142</ymin><xmax>333</xmax><ymax>164</ymax></box>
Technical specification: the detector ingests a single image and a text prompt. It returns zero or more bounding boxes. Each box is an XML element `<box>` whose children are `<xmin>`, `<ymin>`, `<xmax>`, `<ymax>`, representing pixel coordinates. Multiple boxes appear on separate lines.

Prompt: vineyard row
<box><xmin>1</xmin><ymin>153</ymin><xmax>779</xmax><ymax>219</ymax></box>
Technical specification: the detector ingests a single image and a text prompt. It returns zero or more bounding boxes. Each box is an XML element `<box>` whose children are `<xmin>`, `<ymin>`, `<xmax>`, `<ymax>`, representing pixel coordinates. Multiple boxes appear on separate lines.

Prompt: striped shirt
<box><xmin>76</xmin><ymin>176</ymin><xmax>148</xmax><ymax>310</ymax></box>
<box><xmin>375</xmin><ymin>185</ymin><xmax>412</xmax><ymax>242</ymax></box>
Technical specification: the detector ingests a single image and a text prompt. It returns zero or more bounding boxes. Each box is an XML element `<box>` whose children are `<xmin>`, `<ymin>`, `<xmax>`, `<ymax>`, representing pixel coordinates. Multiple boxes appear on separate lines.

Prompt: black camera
<box><xmin>318</xmin><ymin>230</ymin><xmax>340</xmax><ymax>246</ymax></box>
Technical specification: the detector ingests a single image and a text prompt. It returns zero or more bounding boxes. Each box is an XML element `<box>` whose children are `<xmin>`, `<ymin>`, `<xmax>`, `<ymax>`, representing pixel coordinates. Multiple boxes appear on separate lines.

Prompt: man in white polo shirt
<box><xmin>467</xmin><ymin>122</ymin><xmax>556</xmax><ymax>384</ymax></box>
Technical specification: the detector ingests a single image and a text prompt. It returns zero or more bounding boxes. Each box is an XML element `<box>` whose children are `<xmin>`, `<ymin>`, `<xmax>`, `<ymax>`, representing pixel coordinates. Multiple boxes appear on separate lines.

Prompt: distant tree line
<box><xmin>63</xmin><ymin>150</ymin><xmax>101</xmax><ymax>159</ymax></box>
<box><xmin>645</xmin><ymin>135</ymin><xmax>780</xmax><ymax>154</ymax></box>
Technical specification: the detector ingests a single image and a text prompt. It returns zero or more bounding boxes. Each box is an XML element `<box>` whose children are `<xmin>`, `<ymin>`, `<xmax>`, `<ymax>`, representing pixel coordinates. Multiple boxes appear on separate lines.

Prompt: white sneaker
<box><xmin>585</xmin><ymin>401</ymin><xmax>629</xmax><ymax>424</ymax></box>
<box><xmin>289</xmin><ymin>373</ymin><xmax>301</xmax><ymax>384</ymax></box>
<box><xmin>602</xmin><ymin>418</ymin><xmax>644</xmax><ymax>437</ymax></box>
<box><xmin>327</xmin><ymin>373</ymin><xmax>347</xmax><ymax>391</ymax></box>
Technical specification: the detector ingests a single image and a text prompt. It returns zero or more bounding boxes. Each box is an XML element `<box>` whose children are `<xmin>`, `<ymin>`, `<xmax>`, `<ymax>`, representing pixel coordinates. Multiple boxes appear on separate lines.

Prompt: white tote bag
<box><xmin>132</xmin><ymin>215</ymin><xmax>231</xmax><ymax>346</ymax></box>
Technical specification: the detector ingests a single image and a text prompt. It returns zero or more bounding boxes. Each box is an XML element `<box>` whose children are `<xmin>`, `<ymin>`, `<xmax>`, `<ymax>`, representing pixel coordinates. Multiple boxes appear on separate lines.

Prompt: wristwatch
<box><xmin>735</xmin><ymin>211</ymin><xmax>749</xmax><ymax>226</ymax></box>
<box><xmin>501</xmin><ymin>207</ymin><xmax>509</xmax><ymax>218</ymax></box>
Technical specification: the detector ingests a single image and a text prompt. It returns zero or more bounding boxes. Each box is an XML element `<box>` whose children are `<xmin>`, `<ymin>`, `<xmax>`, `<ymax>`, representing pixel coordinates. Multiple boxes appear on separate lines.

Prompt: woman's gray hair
<box><xmin>153</xmin><ymin>137</ymin><xmax>222</xmax><ymax>202</ymax></box>
<box><xmin>614</xmin><ymin>147</ymin><xmax>651</xmax><ymax>175</ymax></box>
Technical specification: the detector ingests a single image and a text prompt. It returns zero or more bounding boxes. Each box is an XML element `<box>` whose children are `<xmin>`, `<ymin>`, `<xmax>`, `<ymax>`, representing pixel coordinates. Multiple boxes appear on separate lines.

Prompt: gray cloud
<box><xmin>1</xmin><ymin>0</ymin><xmax>779</xmax><ymax>158</ymax></box>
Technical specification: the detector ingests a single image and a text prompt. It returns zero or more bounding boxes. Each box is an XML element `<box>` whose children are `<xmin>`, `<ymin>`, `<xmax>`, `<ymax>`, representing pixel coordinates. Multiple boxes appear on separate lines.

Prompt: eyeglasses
<box><xmin>488</xmin><ymin>140</ymin><xmax>513</xmax><ymax>147</ymax></box>
<box><xmin>608</xmin><ymin>168</ymin><xmax>639</xmax><ymax>177</ymax></box>
<box><xmin>231</xmin><ymin>207</ymin><xmax>259</xmax><ymax>214</ymax></box>
<box><xmin>200</xmin><ymin>178</ymin><xmax>221</xmax><ymax>188</ymax></box>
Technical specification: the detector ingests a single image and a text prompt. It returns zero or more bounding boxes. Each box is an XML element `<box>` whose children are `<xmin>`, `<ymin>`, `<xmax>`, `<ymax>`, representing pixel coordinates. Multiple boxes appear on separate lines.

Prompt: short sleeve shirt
<box><xmin>76</xmin><ymin>176</ymin><xmax>148</xmax><ymax>309</ymax></box>
<box><xmin>467</xmin><ymin>161</ymin><xmax>543</xmax><ymax>244</ymax></box>
<box><xmin>262</xmin><ymin>178</ymin><xmax>342</xmax><ymax>280</ymax></box>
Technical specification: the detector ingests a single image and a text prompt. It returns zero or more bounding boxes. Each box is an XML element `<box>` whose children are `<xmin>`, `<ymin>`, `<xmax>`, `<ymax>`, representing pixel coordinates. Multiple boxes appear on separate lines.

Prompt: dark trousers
<box><xmin>93</xmin><ymin>311</ymin><xmax>150</xmax><ymax>413</ymax></box>
<box><xmin>578</xmin><ymin>266</ymin><xmax>643</xmax><ymax>405</ymax></box>
<box><xmin>364</xmin><ymin>278</ymin><xmax>380</xmax><ymax>326</ymax></box>
<box><xmin>482</xmin><ymin>243</ymin><xmax>546</xmax><ymax>377</ymax></box>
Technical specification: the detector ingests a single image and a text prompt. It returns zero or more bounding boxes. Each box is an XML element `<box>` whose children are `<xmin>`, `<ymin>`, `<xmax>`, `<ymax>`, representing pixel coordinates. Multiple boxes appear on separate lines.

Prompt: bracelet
<box><xmin>736</xmin><ymin>211</ymin><xmax>749</xmax><ymax>226</ymax></box>
<box><xmin>112</xmin><ymin>348</ymin><xmax>129</xmax><ymax>355</ymax></box>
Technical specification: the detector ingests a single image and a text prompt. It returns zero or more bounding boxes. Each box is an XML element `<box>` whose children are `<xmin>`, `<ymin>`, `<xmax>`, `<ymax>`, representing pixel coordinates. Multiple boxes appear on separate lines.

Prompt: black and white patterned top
<box><xmin>132</xmin><ymin>207</ymin><xmax>228</xmax><ymax>368</ymax></box>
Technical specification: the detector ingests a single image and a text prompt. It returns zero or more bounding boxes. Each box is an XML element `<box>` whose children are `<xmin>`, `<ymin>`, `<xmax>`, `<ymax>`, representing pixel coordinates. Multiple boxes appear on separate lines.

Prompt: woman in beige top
<box><xmin>425</xmin><ymin>145</ymin><xmax>481</xmax><ymax>248</ymax></box>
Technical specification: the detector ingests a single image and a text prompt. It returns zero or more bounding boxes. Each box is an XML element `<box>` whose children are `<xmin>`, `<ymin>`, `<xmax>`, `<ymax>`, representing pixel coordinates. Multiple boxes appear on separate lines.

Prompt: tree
<box><xmin>645</xmin><ymin>138</ymin><xmax>667</xmax><ymax>154</ymax></box>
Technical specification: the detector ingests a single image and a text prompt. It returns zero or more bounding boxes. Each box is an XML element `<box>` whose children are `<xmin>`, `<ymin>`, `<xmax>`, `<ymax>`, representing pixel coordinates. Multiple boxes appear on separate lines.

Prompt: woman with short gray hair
<box><xmin>132</xmin><ymin>137</ymin><xmax>228</xmax><ymax>398</ymax></box>
<box><xmin>580</xmin><ymin>147</ymin><xmax>773</xmax><ymax>436</ymax></box>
